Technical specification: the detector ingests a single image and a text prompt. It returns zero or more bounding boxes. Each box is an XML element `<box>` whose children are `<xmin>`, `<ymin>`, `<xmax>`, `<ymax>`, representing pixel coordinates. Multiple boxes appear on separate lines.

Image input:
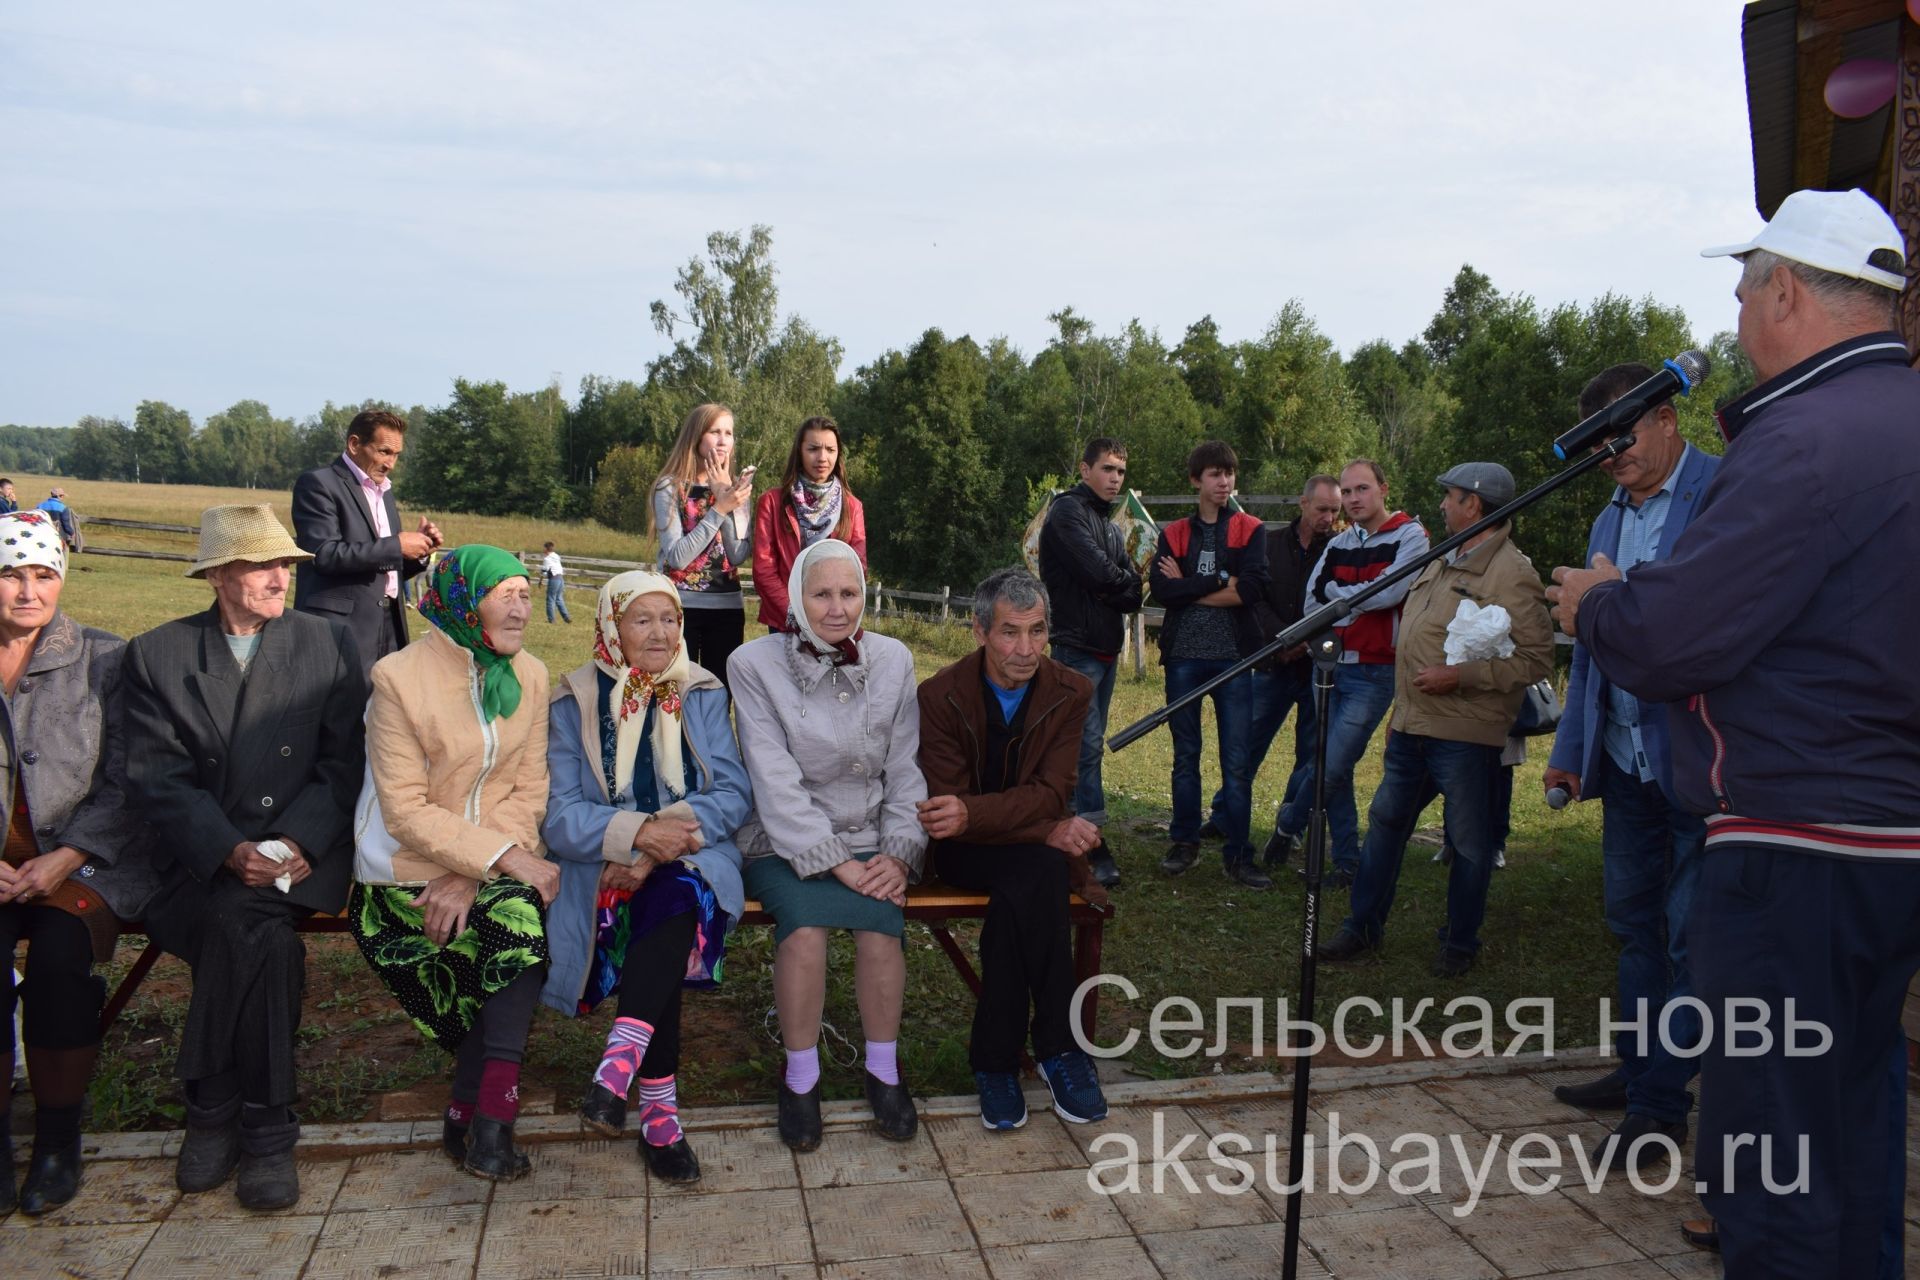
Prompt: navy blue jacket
<box><xmin>1547</xmin><ymin>445</ymin><xmax>1720</xmax><ymax>802</ymax></box>
<box><xmin>1578</xmin><ymin>333</ymin><xmax>1920</xmax><ymax>825</ymax></box>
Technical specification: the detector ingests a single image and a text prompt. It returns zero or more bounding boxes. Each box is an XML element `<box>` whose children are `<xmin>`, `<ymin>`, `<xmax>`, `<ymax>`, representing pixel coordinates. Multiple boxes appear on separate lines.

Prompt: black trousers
<box><xmin>680</xmin><ymin>607</ymin><xmax>745</xmax><ymax>687</ymax></box>
<box><xmin>145</xmin><ymin>874</ymin><xmax>310</xmax><ymax>1107</ymax></box>
<box><xmin>1691</xmin><ymin>843</ymin><xmax>1920</xmax><ymax>1279</ymax></box>
<box><xmin>0</xmin><ymin>904</ymin><xmax>101</xmax><ymax>1050</ymax></box>
<box><xmin>617</xmin><ymin>911</ymin><xmax>692</xmax><ymax>1078</ymax></box>
<box><xmin>933</xmin><ymin>841</ymin><xmax>1075</xmax><ymax>1072</ymax></box>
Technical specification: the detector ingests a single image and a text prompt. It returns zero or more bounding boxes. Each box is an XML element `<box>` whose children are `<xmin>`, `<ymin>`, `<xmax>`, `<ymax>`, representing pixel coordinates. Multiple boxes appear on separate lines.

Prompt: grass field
<box><xmin>19</xmin><ymin>473</ymin><xmax>1618</xmax><ymax>1127</ymax></box>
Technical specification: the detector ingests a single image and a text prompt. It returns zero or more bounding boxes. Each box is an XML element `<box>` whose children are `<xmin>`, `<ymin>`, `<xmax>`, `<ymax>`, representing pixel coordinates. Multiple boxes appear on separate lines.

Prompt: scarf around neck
<box><xmin>417</xmin><ymin>545</ymin><xmax>528</xmax><ymax>721</ymax></box>
<box><xmin>593</xmin><ymin>569</ymin><xmax>693</xmax><ymax>801</ymax></box>
<box><xmin>786</xmin><ymin>539</ymin><xmax>864</xmax><ymax>668</ymax></box>
<box><xmin>792</xmin><ymin>476</ymin><xmax>843</xmax><ymax>546</ymax></box>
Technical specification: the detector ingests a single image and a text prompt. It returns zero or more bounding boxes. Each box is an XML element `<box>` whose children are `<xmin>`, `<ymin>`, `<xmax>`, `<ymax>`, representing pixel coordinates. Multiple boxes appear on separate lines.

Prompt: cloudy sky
<box><xmin>2</xmin><ymin>1</ymin><xmax>1759</xmax><ymax>426</ymax></box>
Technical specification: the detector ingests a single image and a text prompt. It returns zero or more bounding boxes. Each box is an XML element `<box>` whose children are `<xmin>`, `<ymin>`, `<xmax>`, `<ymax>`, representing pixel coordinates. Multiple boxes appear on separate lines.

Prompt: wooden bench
<box><xmin>99</xmin><ymin>886</ymin><xmax>1114</xmax><ymax>1042</ymax></box>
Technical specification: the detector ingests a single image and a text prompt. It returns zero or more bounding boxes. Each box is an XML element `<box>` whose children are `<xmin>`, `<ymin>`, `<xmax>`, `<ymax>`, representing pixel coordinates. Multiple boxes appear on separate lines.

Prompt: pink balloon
<box><xmin>1826</xmin><ymin>59</ymin><xmax>1898</xmax><ymax>119</ymax></box>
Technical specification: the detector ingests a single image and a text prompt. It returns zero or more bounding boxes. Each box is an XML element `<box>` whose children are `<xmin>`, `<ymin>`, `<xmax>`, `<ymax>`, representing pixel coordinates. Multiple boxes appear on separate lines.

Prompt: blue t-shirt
<box><xmin>985</xmin><ymin>674</ymin><xmax>1028</xmax><ymax>724</ymax></box>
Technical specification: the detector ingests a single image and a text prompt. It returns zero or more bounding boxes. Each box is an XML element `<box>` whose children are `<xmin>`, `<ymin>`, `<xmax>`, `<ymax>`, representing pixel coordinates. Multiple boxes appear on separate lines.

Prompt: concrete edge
<box><xmin>77</xmin><ymin>1045</ymin><xmax>1614</xmax><ymax>1163</ymax></box>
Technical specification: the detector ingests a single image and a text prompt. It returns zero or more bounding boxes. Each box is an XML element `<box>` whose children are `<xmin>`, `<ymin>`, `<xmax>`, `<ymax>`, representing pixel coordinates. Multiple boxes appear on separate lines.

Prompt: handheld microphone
<box><xmin>1545</xmin><ymin>786</ymin><xmax>1571</xmax><ymax>810</ymax></box>
<box><xmin>1552</xmin><ymin>350</ymin><xmax>1711</xmax><ymax>459</ymax></box>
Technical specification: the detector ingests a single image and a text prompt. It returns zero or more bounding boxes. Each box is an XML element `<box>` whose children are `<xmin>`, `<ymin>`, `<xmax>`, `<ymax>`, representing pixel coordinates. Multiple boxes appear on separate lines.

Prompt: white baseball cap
<box><xmin>1702</xmin><ymin>188</ymin><xmax>1906</xmax><ymax>290</ymax></box>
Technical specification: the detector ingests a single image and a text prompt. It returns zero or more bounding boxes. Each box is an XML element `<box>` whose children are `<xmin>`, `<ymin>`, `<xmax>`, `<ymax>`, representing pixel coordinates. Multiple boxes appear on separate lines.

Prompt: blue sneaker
<box><xmin>974</xmin><ymin>1071</ymin><xmax>1028</xmax><ymax>1131</ymax></box>
<box><xmin>1037</xmin><ymin>1050</ymin><xmax>1108</xmax><ymax>1124</ymax></box>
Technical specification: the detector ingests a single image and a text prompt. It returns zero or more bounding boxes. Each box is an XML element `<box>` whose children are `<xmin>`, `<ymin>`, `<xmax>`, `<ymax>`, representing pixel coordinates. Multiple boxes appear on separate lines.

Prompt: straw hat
<box><xmin>188</xmin><ymin>505</ymin><xmax>313</xmax><ymax>579</ymax></box>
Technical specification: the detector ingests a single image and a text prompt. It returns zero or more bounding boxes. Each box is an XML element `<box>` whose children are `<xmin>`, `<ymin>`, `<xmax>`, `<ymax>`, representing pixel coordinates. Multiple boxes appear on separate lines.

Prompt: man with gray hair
<box><xmin>1551</xmin><ymin>188</ymin><xmax>1920</xmax><ymax>1277</ymax></box>
<box><xmin>916</xmin><ymin>567</ymin><xmax>1107</xmax><ymax>1131</ymax></box>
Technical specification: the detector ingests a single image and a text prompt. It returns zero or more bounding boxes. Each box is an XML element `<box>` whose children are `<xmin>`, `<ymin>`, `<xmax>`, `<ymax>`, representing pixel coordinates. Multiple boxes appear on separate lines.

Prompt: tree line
<box><xmin>37</xmin><ymin>225</ymin><xmax>1754</xmax><ymax>587</ymax></box>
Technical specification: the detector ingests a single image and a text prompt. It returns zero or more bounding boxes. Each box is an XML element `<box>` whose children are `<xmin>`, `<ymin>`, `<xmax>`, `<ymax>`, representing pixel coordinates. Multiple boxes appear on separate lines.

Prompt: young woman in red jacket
<box><xmin>752</xmin><ymin>417</ymin><xmax>868</xmax><ymax>632</ymax></box>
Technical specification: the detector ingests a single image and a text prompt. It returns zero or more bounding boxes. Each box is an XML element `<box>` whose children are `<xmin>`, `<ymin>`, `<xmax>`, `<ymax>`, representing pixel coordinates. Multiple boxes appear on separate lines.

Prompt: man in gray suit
<box><xmin>122</xmin><ymin>506</ymin><xmax>368</xmax><ymax>1212</ymax></box>
<box><xmin>291</xmin><ymin>408</ymin><xmax>442</xmax><ymax>673</ymax></box>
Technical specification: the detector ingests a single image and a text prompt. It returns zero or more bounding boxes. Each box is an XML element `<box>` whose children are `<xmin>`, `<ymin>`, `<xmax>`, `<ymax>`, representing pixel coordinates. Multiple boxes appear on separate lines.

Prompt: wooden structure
<box><xmin>1737</xmin><ymin>0</ymin><xmax>1920</xmax><ymax>353</ymax></box>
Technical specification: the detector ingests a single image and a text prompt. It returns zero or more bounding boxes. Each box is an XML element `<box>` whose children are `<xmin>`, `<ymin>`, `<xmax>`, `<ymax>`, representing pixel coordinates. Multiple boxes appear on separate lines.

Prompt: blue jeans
<box><xmin>1051</xmin><ymin>644</ymin><xmax>1120</xmax><ymax>826</ymax></box>
<box><xmin>545</xmin><ymin>576</ymin><xmax>572</xmax><ymax>623</ymax></box>
<box><xmin>1597</xmin><ymin>755</ymin><xmax>1705</xmax><ymax>1124</ymax></box>
<box><xmin>1344</xmin><ymin>732</ymin><xmax>1500</xmax><ymax>954</ymax></box>
<box><xmin>1165</xmin><ymin>659</ymin><xmax>1255</xmax><ymax>863</ymax></box>
<box><xmin>1208</xmin><ymin>667</ymin><xmax>1314</xmax><ymax>831</ymax></box>
<box><xmin>1277</xmin><ymin>662</ymin><xmax>1395</xmax><ymax>874</ymax></box>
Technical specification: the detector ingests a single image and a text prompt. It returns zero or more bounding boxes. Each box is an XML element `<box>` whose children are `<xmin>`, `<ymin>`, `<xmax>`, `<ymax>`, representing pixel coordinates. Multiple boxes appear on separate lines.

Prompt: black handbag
<box><xmin>1511</xmin><ymin>678</ymin><xmax>1562</xmax><ymax>737</ymax></box>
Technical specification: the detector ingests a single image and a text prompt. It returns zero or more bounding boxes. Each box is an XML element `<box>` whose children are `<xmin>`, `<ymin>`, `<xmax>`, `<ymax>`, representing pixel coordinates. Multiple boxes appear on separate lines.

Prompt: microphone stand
<box><xmin>1106</xmin><ymin>430</ymin><xmax>1639</xmax><ymax>1280</ymax></box>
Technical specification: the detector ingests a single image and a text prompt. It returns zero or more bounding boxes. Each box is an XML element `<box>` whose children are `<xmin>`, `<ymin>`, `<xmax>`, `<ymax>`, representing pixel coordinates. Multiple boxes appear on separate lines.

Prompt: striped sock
<box><xmin>636</xmin><ymin>1076</ymin><xmax>682</xmax><ymax>1147</ymax></box>
<box><xmin>865</xmin><ymin>1039</ymin><xmax>899</xmax><ymax>1086</ymax></box>
<box><xmin>593</xmin><ymin>1017</ymin><xmax>653</xmax><ymax>1100</ymax></box>
<box><xmin>784</xmin><ymin>1045</ymin><xmax>820</xmax><ymax>1093</ymax></box>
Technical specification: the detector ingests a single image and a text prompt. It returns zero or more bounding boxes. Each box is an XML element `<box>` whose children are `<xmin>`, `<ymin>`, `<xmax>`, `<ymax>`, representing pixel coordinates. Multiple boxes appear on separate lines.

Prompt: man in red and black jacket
<box><xmin>1149</xmin><ymin>440</ymin><xmax>1271</xmax><ymax>888</ymax></box>
<box><xmin>1267</xmin><ymin>459</ymin><xmax>1429</xmax><ymax>886</ymax></box>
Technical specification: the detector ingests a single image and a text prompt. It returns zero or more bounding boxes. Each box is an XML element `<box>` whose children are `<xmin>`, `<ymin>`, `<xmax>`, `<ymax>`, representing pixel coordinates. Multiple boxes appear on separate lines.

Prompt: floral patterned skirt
<box><xmin>349</xmin><ymin>879</ymin><xmax>550</xmax><ymax>1051</ymax></box>
<box><xmin>578</xmin><ymin>863</ymin><xmax>730</xmax><ymax>1016</ymax></box>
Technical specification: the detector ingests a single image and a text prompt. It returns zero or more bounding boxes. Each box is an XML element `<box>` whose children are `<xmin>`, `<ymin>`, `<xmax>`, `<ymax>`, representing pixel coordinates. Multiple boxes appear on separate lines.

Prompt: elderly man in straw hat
<box><xmin>121</xmin><ymin>506</ymin><xmax>368</xmax><ymax>1211</ymax></box>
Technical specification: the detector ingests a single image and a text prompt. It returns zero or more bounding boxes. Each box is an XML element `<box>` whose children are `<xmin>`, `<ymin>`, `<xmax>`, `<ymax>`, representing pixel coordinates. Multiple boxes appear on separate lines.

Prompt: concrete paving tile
<box><xmin>1104</xmin><ymin>1160</ymin><xmax>1277</xmax><ymax>1233</ymax></box>
<box><xmin>982</xmin><ymin>1235</ymin><xmax>1162</xmax><ymax>1279</ymax></box>
<box><xmin>1405</xmin><ymin>1122</ymin><xmax>1614</xmax><ymax>1211</ymax></box>
<box><xmin>0</xmin><ymin>1220</ymin><xmax>158</xmax><ymax>1280</ymax></box>
<box><xmin>948</xmin><ymin>1167</ymin><xmax>1130</xmax><ymax>1248</ymax></box>
<box><xmin>1552</xmin><ymin>1264</ymin><xmax>1678</xmax><ymax>1279</ymax></box>
<box><xmin>648</xmin><ymin>1187</ymin><xmax>812</xmax><ymax>1272</ymax></box>
<box><xmin>304</xmin><ymin>1204</ymin><xmax>486</xmax><ymax>1279</ymax></box>
<box><xmin>924</xmin><ymin>1112</ymin><xmax>1085</xmax><ymax>1178</ymax></box>
<box><xmin>491</xmin><ymin>1136</ymin><xmax>647</xmax><ymax>1203</ymax></box>
<box><xmin>1654</xmin><ymin>1251</ymin><xmax>1724</xmax><ymax>1278</ymax></box>
<box><xmin>125</xmin><ymin>1214</ymin><xmax>326</xmax><ymax>1278</ymax></box>
<box><xmin>645</xmin><ymin>1268</ymin><xmax>818</xmax><ymax>1280</ymax></box>
<box><xmin>1252</xmin><ymin>1121</ymin><xmax>1420</xmax><ymax>1219</ymax></box>
<box><xmin>24</xmin><ymin>1158</ymin><xmax>179</xmax><ymax>1225</ymax></box>
<box><xmin>475</xmin><ymin>1196</ymin><xmax>648</xmax><ymax>1278</ymax></box>
<box><xmin>331</xmin><ymin>1148</ymin><xmax>489</xmax><ymax>1212</ymax></box>
<box><xmin>805</xmin><ymin>1178</ymin><xmax>974</xmax><ymax>1263</ymax></box>
<box><xmin>1137</xmin><ymin>1221</ymin><xmax>1333</xmax><ymax>1280</ymax></box>
<box><xmin>650</xmin><ymin>1124</ymin><xmax>797</xmax><ymax>1195</ymax></box>
<box><xmin>1189</xmin><ymin>1098</ymin><xmax>1297</xmax><ymax>1147</ymax></box>
<box><xmin>816</xmin><ymin>1250</ymin><xmax>987</xmax><ymax>1278</ymax></box>
<box><xmin>83</xmin><ymin>1130</ymin><xmax>169</xmax><ymax>1162</ymax></box>
<box><xmin>1061</xmin><ymin>1103</ymin><xmax>1204</xmax><ymax>1158</ymax></box>
<box><xmin>1423</xmin><ymin>1075</ymin><xmax>1590</xmax><ymax>1132</ymax></box>
<box><xmin>1306</xmin><ymin>1203</ymin><xmax>1501</xmax><ymax>1279</ymax></box>
<box><xmin>1440</xmin><ymin>1189</ymin><xmax>1645</xmax><ymax>1276</ymax></box>
<box><xmin>1316</xmin><ymin>1082</ymin><xmax>1474</xmax><ymax>1137</ymax></box>
<box><xmin>1551</xmin><ymin>1178</ymin><xmax>1703</xmax><ymax>1258</ymax></box>
<box><xmin>169</xmin><ymin>1157</ymin><xmax>346</xmax><ymax>1218</ymax></box>
<box><xmin>300</xmin><ymin>1121</ymin><xmax>414</xmax><ymax>1150</ymax></box>
<box><xmin>795</xmin><ymin>1125</ymin><xmax>944</xmax><ymax>1187</ymax></box>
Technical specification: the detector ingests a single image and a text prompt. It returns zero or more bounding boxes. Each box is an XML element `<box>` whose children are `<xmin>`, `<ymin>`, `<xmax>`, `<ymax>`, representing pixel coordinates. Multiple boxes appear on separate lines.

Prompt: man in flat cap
<box><xmin>1320</xmin><ymin>462</ymin><xmax>1552</xmax><ymax>977</ymax></box>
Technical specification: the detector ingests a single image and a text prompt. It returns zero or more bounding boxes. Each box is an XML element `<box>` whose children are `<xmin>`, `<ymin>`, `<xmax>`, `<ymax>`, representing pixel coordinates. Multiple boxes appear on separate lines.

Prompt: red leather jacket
<box><xmin>751</xmin><ymin>488</ymin><xmax>869</xmax><ymax>631</ymax></box>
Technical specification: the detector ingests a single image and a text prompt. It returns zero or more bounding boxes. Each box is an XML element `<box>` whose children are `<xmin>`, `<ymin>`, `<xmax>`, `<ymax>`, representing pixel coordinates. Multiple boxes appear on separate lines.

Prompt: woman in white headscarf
<box><xmin>540</xmin><ymin>571</ymin><xmax>749</xmax><ymax>1185</ymax></box>
<box><xmin>729</xmin><ymin>540</ymin><xmax>928</xmax><ymax>1151</ymax></box>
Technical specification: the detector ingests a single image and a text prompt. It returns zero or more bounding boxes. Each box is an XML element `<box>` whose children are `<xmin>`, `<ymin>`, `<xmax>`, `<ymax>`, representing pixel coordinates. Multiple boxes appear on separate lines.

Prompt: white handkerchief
<box><xmin>1443</xmin><ymin>599</ymin><xmax>1515</xmax><ymax>665</ymax></box>
<box><xmin>256</xmin><ymin>838</ymin><xmax>295</xmax><ymax>894</ymax></box>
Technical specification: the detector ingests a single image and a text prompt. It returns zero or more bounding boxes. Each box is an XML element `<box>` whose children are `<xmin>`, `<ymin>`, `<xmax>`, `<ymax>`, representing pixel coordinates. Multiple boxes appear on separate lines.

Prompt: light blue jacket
<box><xmin>1547</xmin><ymin>445</ymin><xmax>1719</xmax><ymax>803</ymax></box>
<box><xmin>538</xmin><ymin>661</ymin><xmax>750</xmax><ymax>1016</ymax></box>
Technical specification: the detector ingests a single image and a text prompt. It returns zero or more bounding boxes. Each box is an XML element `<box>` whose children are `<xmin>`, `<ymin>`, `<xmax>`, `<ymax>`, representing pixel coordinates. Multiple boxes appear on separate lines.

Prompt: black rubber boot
<box><xmin>235</xmin><ymin>1115</ymin><xmax>302</xmax><ymax>1211</ymax></box>
<box><xmin>579</xmin><ymin>1082</ymin><xmax>627</xmax><ymax>1137</ymax></box>
<box><xmin>463</xmin><ymin>1114</ymin><xmax>530</xmax><ymax>1182</ymax></box>
<box><xmin>640</xmin><ymin>1134</ymin><xmax>702</xmax><ymax>1183</ymax></box>
<box><xmin>176</xmin><ymin>1093</ymin><xmax>243</xmax><ymax>1194</ymax></box>
<box><xmin>865</xmin><ymin>1071</ymin><xmax>918</xmax><ymax>1142</ymax></box>
<box><xmin>776</xmin><ymin>1080</ymin><xmax>822</xmax><ymax>1152</ymax></box>
<box><xmin>18</xmin><ymin>1133</ymin><xmax>82</xmax><ymax>1215</ymax></box>
<box><xmin>0</xmin><ymin>1128</ymin><xmax>16</xmax><ymax>1215</ymax></box>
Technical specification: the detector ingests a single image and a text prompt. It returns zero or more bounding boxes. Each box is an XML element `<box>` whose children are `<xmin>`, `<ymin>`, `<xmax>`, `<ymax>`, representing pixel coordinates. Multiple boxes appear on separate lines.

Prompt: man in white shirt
<box><xmin>541</xmin><ymin>541</ymin><xmax>572</xmax><ymax>624</ymax></box>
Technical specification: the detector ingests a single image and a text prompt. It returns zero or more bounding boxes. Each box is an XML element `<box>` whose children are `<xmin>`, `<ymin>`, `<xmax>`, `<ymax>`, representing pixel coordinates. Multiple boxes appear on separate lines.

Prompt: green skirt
<box><xmin>742</xmin><ymin>850</ymin><xmax>905</xmax><ymax>944</ymax></box>
<box><xmin>349</xmin><ymin>879</ymin><xmax>550</xmax><ymax>1051</ymax></box>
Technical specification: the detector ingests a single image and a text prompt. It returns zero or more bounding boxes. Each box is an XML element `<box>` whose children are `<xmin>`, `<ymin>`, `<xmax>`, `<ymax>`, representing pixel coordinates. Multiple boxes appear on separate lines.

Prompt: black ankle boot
<box><xmin>441</xmin><ymin>1115</ymin><xmax>469</xmax><ymax>1163</ymax></box>
<box><xmin>176</xmin><ymin>1093</ymin><xmax>242</xmax><ymax>1193</ymax></box>
<box><xmin>235</xmin><ymin>1114</ymin><xmax>302</xmax><ymax>1212</ymax></box>
<box><xmin>0</xmin><ymin>1130</ymin><xmax>16</xmax><ymax>1214</ymax></box>
<box><xmin>463</xmin><ymin>1114</ymin><xmax>529</xmax><ymax>1182</ymax></box>
<box><xmin>579</xmin><ymin>1082</ymin><xmax>627</xmax><ymax>1137</ymax></box>
<box><xmin>777</xmin><ymin>1080</ymin><xmax>822</xmax><ymax>1152</ymax></box>
<box><xmin>640</xmin><ymin>1134</ymin><xmax>701</xmax><ymax>1183</ymax></box>
<box><xmin>864</xmin><ymin>1071</ymin><xmax>918</xmax><ymax>1142</ymax></box>
<box><xmin>18</xmin><ymin>1133</ymin><xmax>82</xmax><ymax>1215</ymax></box>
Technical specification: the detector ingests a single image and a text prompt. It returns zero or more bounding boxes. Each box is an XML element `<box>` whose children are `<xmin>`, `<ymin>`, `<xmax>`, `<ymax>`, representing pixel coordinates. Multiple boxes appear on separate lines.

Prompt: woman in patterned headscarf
<box><xmin>540</xmin><ymin>570</ymin><xmax>749</xmax><ymax>1184</ymax></box>
<box><xmin>0</xmin><ymin>510</ymin><xmax>154</xmax><ymax>1215</ymax></box>
<box><xmin>351</xmin><ymin>545</ymin><xmax>558</xmax><ymax>1183</ymax></box>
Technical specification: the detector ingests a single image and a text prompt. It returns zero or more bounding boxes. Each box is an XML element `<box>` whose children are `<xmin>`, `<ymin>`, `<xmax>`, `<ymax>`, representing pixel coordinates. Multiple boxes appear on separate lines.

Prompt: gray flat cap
<box><xmin>1435</xmin><ymin>462</ymin><xmax>1515</xmax><ymax>509</ymax></box>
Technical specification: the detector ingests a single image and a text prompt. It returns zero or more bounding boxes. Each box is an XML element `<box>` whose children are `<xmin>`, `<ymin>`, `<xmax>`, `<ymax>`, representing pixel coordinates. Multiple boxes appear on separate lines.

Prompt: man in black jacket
<box><xmin>1201</xmin><ymin>474</ymin><xmax>1341</xmax><ymax>866</ymax></box>
<box><xmin>1037</xmin><ymin>437</ymin><xmax>1142</xmax><ymax>887</ymax></box>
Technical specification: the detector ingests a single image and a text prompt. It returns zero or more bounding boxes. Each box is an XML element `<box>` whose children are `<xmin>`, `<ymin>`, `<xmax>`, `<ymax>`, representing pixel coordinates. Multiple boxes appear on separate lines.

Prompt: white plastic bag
<box><xmin>1443</xmin><ymin>599</ymin><xmax>1514</xmax><ymax>664</ymax></box>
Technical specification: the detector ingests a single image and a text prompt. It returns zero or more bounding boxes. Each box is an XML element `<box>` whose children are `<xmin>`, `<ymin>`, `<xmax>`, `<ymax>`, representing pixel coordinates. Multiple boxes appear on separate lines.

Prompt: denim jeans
<box><xmin>1051</xmin><ymin>643</ymin><xmax>1120</xmax><ymax>826</ymax></box>
<box><xmin>1208</xmin><ymin>666</ymin><xmax>1314</xmax><ymax>832</ymax></box>
<box><xmin>544</xmin><ymin>576</ymin><xmax>572</xmax><ymax>623</ymax></box>
<box><xmin>1596</xmin><ymin>756</ymin><xmax>1705</xmax><ymax>1123</ymax></box>
<box><xmin>1165</xmin><ymin>659</ymin><xmax>1255</xmax><ymax>863</ymax></box>
<box><xmin>1277</xmin><ymin>662</ymin><xmax>1395</xmax><ymax>874</ymax></box>
<box><xmin>1343</xmin><ymin>731</ymin><xmax>1501</xmax><ymax>954</ymax></box>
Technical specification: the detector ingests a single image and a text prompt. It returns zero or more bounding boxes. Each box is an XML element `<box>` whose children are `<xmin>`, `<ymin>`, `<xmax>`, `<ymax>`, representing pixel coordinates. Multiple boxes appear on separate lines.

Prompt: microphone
<box><xmin>1545</xmin><ymin>786</ymin><xmax>1571</xmax><ymax>810</ymax></box>
<box><xmin>1552</xmin><ymin>350</ymin><xmax>1711</xmax><ymax>459</ymax></box>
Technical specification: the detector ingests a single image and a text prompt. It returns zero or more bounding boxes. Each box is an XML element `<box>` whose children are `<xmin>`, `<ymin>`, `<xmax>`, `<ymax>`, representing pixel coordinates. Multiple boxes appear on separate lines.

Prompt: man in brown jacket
<box><xmin>1320</xmin><ymin>463</ymin><xmax>1552</xmax><ymax>977</ymax></box>
<box><xmin>917</xmin><ymin>567</ymin><xmax>1109</xmax><ymax>1130</ymax></box>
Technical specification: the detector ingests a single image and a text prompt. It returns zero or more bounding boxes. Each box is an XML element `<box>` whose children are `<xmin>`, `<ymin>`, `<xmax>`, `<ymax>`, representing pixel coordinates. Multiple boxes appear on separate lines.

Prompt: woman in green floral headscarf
<box><xmin>349</xmin><ymin>545</ymin><xmax>559</xmax><ymax>1183</ymax></box>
